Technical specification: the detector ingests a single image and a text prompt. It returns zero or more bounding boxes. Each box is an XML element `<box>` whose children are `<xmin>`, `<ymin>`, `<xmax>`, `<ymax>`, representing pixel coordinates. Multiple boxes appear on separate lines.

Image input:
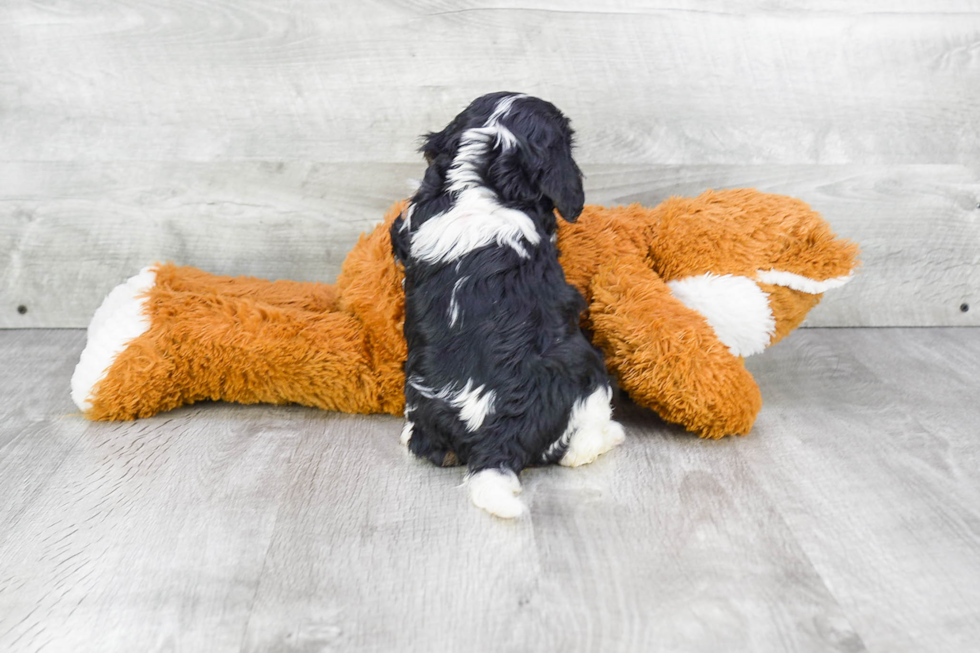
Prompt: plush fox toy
<box><xmin>71</xmin><ymin>189</ymin><xmax>858</xmax><ymax>438</ymax></box>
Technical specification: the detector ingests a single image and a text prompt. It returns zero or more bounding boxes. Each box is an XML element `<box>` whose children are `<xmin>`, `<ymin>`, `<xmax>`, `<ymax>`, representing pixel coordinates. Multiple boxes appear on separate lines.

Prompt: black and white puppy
<box><xmin>391</xmin><ymin>92</ymin><xmax>624</xmax><ymax>518</ymax></box>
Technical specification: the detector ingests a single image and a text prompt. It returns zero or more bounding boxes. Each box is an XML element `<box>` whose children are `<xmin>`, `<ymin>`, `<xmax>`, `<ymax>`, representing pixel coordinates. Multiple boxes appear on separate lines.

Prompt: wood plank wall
<box><xmin>1</xmin><ymin>1</ymin><xmax>978</xmax><ymax>327</ymax></box>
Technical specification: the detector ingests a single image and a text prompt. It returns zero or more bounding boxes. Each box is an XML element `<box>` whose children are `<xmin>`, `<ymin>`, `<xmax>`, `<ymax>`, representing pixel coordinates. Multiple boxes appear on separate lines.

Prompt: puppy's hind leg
<box><xmin>403</xmin><ymin>419</ymin><xmax>461</xmax><ymax>467</ymax></box>
<box><xmin>559</xmin><ymin>386</ymin><xmax>625</xmax><ymax>468</ymax></box>
<box><xmin>468</xmin><ymin>467</ymin><xmax>525</xmax><ymax>519</ymax></box>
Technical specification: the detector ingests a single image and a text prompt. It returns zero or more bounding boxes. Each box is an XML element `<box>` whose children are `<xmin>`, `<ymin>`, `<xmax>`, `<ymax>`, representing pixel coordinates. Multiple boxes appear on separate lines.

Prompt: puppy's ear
<box><xmin>537</xmin><ymin>139</ymin><xmax>585</xmax><ymax>222</ymax></box>
<box><xmin>420</xmin><ymin>109</ymin><xmax>471</xmax><ymax>164</ymax></box>
<box><xmin>420</xmin><ymin>127</ymin><xmax>451</xmax><ymax>164</ymax></box>
<box><xmin>422</xmin><ymin>93</ymin><xmax>510</xmax><ymax>162</ymax></box>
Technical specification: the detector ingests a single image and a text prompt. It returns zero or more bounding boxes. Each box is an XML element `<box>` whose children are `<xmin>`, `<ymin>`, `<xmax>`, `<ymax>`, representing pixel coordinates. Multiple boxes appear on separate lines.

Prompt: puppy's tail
<box><xmin>468</xmin><ymin>468</ymin><xmax>525</xmax><ymax>519</ymax></box>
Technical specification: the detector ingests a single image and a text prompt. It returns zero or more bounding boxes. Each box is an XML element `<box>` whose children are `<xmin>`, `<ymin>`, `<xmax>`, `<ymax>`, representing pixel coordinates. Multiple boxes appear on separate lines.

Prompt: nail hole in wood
<box><xmin>961</xmin><ymin>303</ymin><xmax>970</xmax><ymax>313</ymax></box>
<box><xmin>17</xmin><ymin>305</ymin><xmax>27</xmax><ymax>315</ymax></box>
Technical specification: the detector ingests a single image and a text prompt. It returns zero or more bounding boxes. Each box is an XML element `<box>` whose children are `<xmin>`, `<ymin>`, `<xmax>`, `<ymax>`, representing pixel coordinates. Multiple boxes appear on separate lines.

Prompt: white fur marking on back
<box><xmin>70</xmin><ymin>267</ymin><xmax>157</xmax><ymax>411</ymax></box>
<box><xmin>408</xmin><ymin>376</ymin><xmax>497</xmax><ymax>432</ymax></box>
<box><xmin>409</xmin><ymin>94</ymin><xmax>539</xmax><ymax>265</ymax></box>
<box><xmin>667</xmin><ymin>273</ymin><xmax>775</xmax><ymax>358</ymax></box>
<box><xmin>468</xmin><ymin>468</ymin><xmax>525</xmax><ymax>519</ymax></box>
<box><xmin>445</xmin><ymin>129</ymin><xmax>493</xmax><ymax>193</ymax></box>
<box><xmin>410</xmin><ymin>191</ymin><xmax>540</xmax><ymax>263</ymax></box>
<box><xmin>448</xmin><ymin>275</ymin><xmax>469</xmax><ymax>327</ymax></box>
<box><xmin>450</xmin><ymin>381</ymin><xmax>496</xmax><ymax>431</ymax></box>
<box><xmin>756</xmin><ymin>269</ymin><xmax>854</xmax><ymax>294</ymax></box>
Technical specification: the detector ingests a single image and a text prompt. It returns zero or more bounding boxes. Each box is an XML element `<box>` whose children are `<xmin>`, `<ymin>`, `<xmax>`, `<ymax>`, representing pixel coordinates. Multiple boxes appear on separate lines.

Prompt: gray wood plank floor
<box><xmin>0</xmin><ymin>328</ymin><xmax>977</xmax><ymax>652</ymax></box>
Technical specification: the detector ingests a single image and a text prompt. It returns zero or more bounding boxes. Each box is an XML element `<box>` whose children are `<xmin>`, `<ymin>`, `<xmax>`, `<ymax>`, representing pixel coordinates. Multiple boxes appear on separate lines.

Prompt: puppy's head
<box><xmin>421</xmin><ymin>92</ymin><xmax>585</xmax><ymax>222</ymax></box>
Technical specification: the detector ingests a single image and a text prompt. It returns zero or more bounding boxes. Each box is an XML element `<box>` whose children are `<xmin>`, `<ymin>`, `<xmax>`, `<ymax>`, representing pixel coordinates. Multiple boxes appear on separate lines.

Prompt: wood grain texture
<box><xmin>743</xmin><ymin>328</ymin><xmax>980</xmax><ymax>652</ymax></box>
<box><xmin>0</xmin><ymin>161</ymin><xmax>419</xmax><ymax>328</ymax></box>
<box><xmin>240</xmin><ymin>406</ymin><xmax>868</xmax><ymax>653</ymax></box>
<box><xmin>0</xmin><ymin>332</ymin><xmax>304</xmax><ymax>651</ymax></box>
<box><xmin>2</xmin><ymin>162</ymin><xmax>977</xmax><ymax>328</ymax></box>
<box><xmin>2</xmin><ymin>1</ymin><xmax>979</xmax><ymax>329</ymax></box>
<box><xmin>1</xmin><ymin>328</ymin><xmax>978</xmax><ymax>652</ymax></box>
<box><xmin>1</xmin><ymin>0</ymin><xmax>979</xmax><ymax>164</ymax></box>
<box><xmin>585</xmin><ymin>164</ymin><xmax>980</xmax><ymax>328</ymax></box>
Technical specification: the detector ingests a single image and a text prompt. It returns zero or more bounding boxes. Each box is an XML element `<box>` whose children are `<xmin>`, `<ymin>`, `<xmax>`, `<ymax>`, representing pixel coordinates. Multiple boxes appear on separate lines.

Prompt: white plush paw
<box><xmin>559</xmin><ymin>420</ymin><xmax>626</xmax><ymax>468</ymax></box>
<box><xmin>468</xmin><ymin>469</ymin><xmax>525</xmax><ymax>519</ymax></box>
<box><xmin>71</xmin><ymin>267</ymin><xmax>157</xmax><ymax>411</ymax></box>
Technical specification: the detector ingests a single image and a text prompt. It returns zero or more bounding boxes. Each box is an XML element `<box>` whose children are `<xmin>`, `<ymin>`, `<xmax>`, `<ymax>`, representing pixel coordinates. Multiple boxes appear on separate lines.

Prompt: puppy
<box><xmin>390</xmin><ymin>92</ymin><xmax>624</xmax><ymax>518</ymax></box>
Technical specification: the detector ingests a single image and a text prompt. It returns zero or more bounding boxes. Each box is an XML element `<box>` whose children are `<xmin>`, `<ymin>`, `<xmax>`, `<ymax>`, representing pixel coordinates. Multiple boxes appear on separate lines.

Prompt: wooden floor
<box><xmin>1</xmin><ymin>328</ymin><xmax>978</xmax><ymax>653</ymax></box>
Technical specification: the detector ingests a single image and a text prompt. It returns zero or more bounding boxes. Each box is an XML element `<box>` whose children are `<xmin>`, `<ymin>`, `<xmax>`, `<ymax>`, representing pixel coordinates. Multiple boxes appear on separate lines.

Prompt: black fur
<box><xmin>391</xmin><ymin>92</ymin><xmax>610</xmax><ymax>477</ymax></box>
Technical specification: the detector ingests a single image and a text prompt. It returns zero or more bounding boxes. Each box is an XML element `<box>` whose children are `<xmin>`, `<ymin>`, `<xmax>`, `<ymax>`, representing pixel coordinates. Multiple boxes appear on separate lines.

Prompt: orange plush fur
<box><xmin>77</xmin><ymin>189</ymin><xmax>858</xmax><ymax>438</ymax></box>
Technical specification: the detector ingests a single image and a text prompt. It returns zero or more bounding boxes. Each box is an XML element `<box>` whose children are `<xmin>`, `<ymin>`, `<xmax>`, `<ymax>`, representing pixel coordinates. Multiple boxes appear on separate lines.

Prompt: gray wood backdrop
<box><xmin>1</xmin><ymin>0</ymin><xmax>978</xmax><ymax>328</ymax></box>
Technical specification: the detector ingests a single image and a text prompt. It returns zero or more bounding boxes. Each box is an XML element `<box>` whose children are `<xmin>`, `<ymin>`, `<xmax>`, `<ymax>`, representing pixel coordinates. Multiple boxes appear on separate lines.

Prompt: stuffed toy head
<box><xmin>71</xmin><ymin>189</ymin><xmax>858</xmax><ymax>439</ymax></box>
<box><xmin>559</xmin><ymin>189</ymin><xmax>859</xmax><ymax>437</ymax></box>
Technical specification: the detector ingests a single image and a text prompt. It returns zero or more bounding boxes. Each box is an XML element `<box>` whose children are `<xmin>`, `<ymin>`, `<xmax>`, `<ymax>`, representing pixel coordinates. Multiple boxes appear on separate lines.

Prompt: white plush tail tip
<box><xmin>70</xmin><ymin>267</ymin><xmax>157</xmax><ymax>412</ymax></box>
<box><xmin>468</xmin><ymin>469</ymin><xmax>525</xmax><ymax>519</ymax></box>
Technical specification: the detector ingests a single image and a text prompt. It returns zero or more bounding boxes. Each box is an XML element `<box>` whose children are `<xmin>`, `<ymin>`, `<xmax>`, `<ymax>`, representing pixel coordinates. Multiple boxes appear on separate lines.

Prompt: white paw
<box><xmin>559</xmin><ymin>420</ymin><xmax>626</xmax><ymax>468</ymax></box>
<box><xmin>71</xmin><ymin>267</ymin><xmax>157</xmax><ymax>411</ymax></box>
<box><xmin>468</xmin><ymin>469</ymin><xmax>525</xmax><ymax>519</ymax></box>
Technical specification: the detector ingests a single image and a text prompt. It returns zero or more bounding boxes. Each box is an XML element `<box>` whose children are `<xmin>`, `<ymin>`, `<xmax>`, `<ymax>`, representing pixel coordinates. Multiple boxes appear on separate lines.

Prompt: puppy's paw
<box><xmin>468</xmin><ymin>469</ymin><xmax>525</xmax><ymax>519</ymax></box>
<box><xmin>604</xmin><ymin>420</ymin><xmax>626</xmax><ymax>449</ymax></box>
<box><xmin>559</xmin><ymin>420</ymin><xmax>626</xmax><ymax>468</ymax></box>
